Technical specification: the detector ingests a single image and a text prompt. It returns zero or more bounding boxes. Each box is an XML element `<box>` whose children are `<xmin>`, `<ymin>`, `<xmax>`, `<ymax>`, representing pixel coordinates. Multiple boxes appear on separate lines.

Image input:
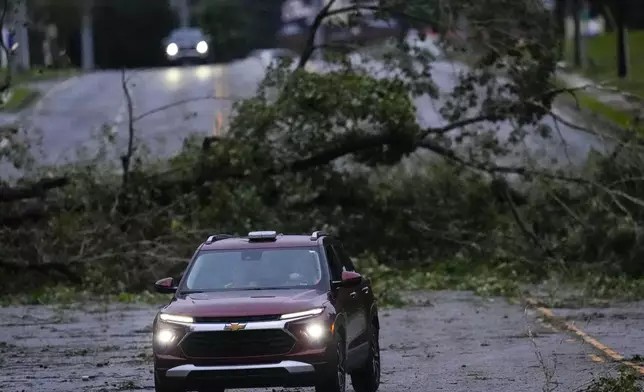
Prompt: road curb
<box><xmin>31</xmin><ymin>73</ymin><xmax>84</xmax><ymax>113</ymax></box>
<box><xmin>525</xmin><ymin>297</ymin><xmax>644</xmax><ymax>375</ymax></box>
<box><xmin>555</xmin><ymin>93</ymin><xmax>640</xmax><ymax>142</ymax></box>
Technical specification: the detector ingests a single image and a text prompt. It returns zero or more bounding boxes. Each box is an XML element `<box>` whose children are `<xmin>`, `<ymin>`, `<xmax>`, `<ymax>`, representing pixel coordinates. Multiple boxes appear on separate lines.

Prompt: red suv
<box><xmin>152</xmin><ymin>231</ymin><xmax>381</xmax><ymax>392</ymax></box>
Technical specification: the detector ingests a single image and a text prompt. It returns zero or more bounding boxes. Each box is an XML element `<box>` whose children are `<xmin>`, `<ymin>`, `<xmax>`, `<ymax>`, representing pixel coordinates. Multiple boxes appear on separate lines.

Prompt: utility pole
<box><xmin>572</xmin><ymin>0</ymin><xmax>582</xmax><ymax>68</ymax></box>
<box><xmin>15</xmin><ymin>0</ymin><xmax>30</xmax><ymax>70</ymax></box>
<box><xmin>615</xmin><ymin>0</ymin><xmax>628</xmax><ymax>78</ymax></box>
<box><xmin>80</xmin><ymin>0</ymin><xmax>95</xmax><ymax>71</ymax></box>
<box><xmin>177</xmin><ymin>0</ymin><xmax>190</xmax><ymax>28</ymax></box>
<box><xmin>555</xmin><ymin>0</ymin><xmax>566</xmax><ymax>61</ymax></box>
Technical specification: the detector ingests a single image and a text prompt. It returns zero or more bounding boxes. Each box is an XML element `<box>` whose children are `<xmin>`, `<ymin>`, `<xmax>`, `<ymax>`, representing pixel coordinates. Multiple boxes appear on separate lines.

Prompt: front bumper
<box><xmin>153</xmin><ymin>313</ymin><xmax>336</xmax><ymax>388</ymax></box>
<box><xmin>166</xmin><ymin>49</ymin><xmax>208</xmax><ymax>61</ymax></box>
<box><xmin>161</xmin><ymin>360</ymin><xmax>320</xmax><ymax>388</ymax></box>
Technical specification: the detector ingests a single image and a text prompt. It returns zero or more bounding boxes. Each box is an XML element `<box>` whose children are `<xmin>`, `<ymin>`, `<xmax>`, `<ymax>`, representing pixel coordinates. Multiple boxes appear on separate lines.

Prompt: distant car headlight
<box><xmin>166</xmin><ymin>43</ymin><xmax>178</xmax><ymax>56</ymax></box>
<box><xmin>196</xmin><ymin>41</ymin><xmax>208</xmax><ymax>54</ymax></box>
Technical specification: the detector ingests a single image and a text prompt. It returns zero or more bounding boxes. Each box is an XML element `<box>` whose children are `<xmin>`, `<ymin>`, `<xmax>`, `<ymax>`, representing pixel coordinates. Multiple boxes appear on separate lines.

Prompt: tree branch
<box><xmin>296</xmin><ymin>1</ymin><xmax>434</xmax><ymax>69</ymax></box>
<box><xmin>0</xmin><ymin>203</ymin><xmax>61</xmax><ymax>227</ymax></box>
<box><xmin>131</xmin><ymin>94</ymin><xmax>239</xmax><ymax>123</ymax></box>
<box><xmin>121</xmin><ymin>67</ymin><xmax>135</xmax><ymax>188</ymax></box>
<box><xmin>419</xmin><ymin>114</ymin><xmax>498</xmax><ymax>138</ymax></box>
<box><xmin>297</xmin><ymin>0</ymin><xmax>338</xmax><ymax>69</ymax></box>
<box><xmin>0</xmin><ymin>177</ymin><xmax>69</xmax><ymax>203</ymax></box>
<box><xmin>286</xmin><ymin>133</ymin><xmax>395</xmax><ymax>171</ymax></box>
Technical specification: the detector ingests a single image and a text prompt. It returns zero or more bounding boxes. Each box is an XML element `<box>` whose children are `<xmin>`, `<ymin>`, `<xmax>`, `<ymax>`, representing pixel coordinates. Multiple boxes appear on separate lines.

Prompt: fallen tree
<box><xmin>2</xmin><ymin>0</ymin><xmax>644</xmax><ymax>294</ymax></box>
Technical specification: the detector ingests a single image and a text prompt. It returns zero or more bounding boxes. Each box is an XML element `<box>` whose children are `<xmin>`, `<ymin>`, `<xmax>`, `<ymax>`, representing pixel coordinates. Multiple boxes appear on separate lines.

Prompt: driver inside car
<box><xmin>225</xmin><ymin>249</ymin><xmax>321</xmax><ymax>288</ymax></box>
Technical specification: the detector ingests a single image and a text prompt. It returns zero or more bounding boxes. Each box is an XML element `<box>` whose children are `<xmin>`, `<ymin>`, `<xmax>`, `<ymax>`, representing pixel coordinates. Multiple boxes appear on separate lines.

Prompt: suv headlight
<box><xmin>156</xmin><ymin>329</ymin><xmax>176</xmax><ymax>344</ymax></box>
<box><xmin>304</xmin><ymin>323</ymin><xmax>326</xmax><ymax>340</ymax></box>
<box><xmin>154</xmin><ymin>318</ymin><xmax>190</xmax><ymax>352</ymax></box>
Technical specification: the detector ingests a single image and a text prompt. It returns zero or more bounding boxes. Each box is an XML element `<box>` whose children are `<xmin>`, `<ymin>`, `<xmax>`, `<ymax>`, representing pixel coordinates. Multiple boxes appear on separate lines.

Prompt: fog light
<box><xmin>156</xmin><ymin>329</ymin><xmax>175</xmax><ymax>344</ymax></box>
<box><xmin>305</xmin><ymin>323</ymin><xmax>326</xmax><ymax>340</ymax></box>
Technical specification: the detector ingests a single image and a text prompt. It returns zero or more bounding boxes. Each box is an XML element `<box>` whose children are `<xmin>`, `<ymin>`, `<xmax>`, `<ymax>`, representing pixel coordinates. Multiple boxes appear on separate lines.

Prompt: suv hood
<box><xmin>162</xmin><ymin>289</ymin><xmax>328</xmax><ymax>318</ymax></box>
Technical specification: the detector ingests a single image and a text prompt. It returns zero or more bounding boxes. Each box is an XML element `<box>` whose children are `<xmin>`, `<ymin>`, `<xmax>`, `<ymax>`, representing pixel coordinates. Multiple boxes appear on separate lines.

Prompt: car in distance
<box><xmin>152</xmin><ymin>230</ymin><xmax>381</xmax><ymax>392</ymax></box>
<box><xmin>163</xmin><ymin>27</ymin><xmax>211</xmax><ymax>64</ymax></box>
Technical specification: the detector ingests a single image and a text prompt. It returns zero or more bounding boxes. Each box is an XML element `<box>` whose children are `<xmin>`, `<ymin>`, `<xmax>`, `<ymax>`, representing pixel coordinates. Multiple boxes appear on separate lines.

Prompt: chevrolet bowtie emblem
<box><xmin>224</xmin><ymin>323</ymin><xmax>247</xmax><ymax>331</ymax></box>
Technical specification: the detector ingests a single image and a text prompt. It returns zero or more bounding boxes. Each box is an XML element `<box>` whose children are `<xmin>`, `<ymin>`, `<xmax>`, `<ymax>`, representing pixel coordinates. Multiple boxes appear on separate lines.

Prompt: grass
<box><xmin>2</xmin><ymin>66</ymin><xmax>80</xmax><ymax>85</ymax></box>
<box><xmin>561</xmin><ymin>31</ymin><xmax>644</xmax><ymax>132</ymax></box>
<box><xmin>0</xmin><ymin>86</ymin><xmax>40</xmax><ymax>112</ymax></box>
<box><xmin>582</xmin><ymin>367</ymin><xmax>642</xmax><ymax>392</ymax></box>
<box><xmin>557</xmin><ymin>85</ymin><xmax>644</xmax><ymax>133</ymax></box>
<box><xmin>572</xmin><ymin>30</ymin><xmax>644</xmax><ymax>101</ymax></box>
<box><xmin>0</xmin><ymin>66</ymin><xmax>79</xmax><ymax>112</ymax></box>
<box><xmin>574</xmin><ymin>90</ymin><xmax>636</xmax><ymax>125</ymax></box>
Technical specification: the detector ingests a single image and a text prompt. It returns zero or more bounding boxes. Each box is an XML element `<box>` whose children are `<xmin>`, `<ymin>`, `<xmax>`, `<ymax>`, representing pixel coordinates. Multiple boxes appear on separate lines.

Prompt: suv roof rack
<box><xmin>205</xmin><ymin>234</ymin><xmax>234</xmax><ymax>244</ymax></box>
<box><xmin>310</xmin><ymin>230</ymin><xmax>328</xmax><ymax>241</ymax></box>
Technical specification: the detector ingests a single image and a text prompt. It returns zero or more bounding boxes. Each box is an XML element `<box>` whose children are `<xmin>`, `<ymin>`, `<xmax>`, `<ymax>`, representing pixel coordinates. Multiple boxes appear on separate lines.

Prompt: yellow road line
<box><xmin>589</xmin><ymin>354</ymin><xmax>605</xmax><ymax>363</ymax></box>
<box><xmin>526</xmin><ymin>298</ymin><xmax>644</xmax><ymax>374</ymax></box>
<box><xmin>212</xmin><ymin>65</ymin><xmax>226</xmax><ymax>136</ymax></box>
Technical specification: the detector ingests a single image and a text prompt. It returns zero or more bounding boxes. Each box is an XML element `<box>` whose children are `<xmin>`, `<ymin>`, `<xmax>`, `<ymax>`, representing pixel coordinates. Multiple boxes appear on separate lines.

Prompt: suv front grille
<box><xmin>180</xmin><ymin>330</ymin><xmax>295</xmax><ymax>358</ymax></box>
<box><xmin>192</xmin><ymin>315</ymin><xmax>281</xmax><ymax>323</ymax></box>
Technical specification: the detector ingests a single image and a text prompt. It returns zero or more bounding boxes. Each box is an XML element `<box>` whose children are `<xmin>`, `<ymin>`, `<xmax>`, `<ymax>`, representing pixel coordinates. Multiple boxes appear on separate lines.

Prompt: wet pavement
<box><xmin>14</xmin><ymin>62</ymin><xmax>248</xmax><ymax>166</ymax></box>
<box><xmin>550</xmin><ymin>300</ymin><xmax>644</xmax><ymax>362</ymax></box>
<box><xmin>0</xmin><ymin>291</ymin><xmax>632</xmax><ymax>392</ymax></box>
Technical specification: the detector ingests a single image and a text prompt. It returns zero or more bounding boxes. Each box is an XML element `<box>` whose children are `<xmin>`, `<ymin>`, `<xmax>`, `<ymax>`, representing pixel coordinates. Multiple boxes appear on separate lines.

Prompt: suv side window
<box><xmin>333</xmin><ymin>244</ymin><xmax>356</xmax><ymax>272</ymax></box>
<box><xmin>324</xmin><ymin>245</ymin><xmax>343</xmax><ymax>281</ymax></box>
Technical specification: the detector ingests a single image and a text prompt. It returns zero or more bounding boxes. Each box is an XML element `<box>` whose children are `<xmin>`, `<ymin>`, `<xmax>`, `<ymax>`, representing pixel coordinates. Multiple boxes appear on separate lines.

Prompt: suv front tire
<box><xmin>315</xmin><ymin>332</ymin><xmax>347</xmax><ymax>392</ymax></box>
<box><xmin>350</xmin><ymin>323</ymin><xmax>381</xmax><ymax>392</ymax></box>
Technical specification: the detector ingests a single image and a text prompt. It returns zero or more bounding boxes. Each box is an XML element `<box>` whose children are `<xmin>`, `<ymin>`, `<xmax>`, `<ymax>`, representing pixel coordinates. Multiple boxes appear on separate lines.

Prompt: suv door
<box><xmin>333</xmin><ymin>243</ymin><xmax>370</xmax><ymax>348</ymax></box>
<box><xmin>324</xmin><ymin>244</ymin><xmax>360</xmax><ymax>350</ymax></box>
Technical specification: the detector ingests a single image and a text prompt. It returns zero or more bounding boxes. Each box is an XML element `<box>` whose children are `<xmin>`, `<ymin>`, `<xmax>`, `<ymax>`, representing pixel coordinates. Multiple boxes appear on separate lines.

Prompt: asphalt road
<box><xmin>0</xmin><ymin>59</ymin><xmax>266</xmax><ymax>175</ymax></box>
<box><xmin>0</xmin><ymin>290</ymin><xmax>635</xmax><ymax>392</ymax></box>
<box><xmin>15</xmin><ymin>64</ymin><xmax>238</xmax><ymax>166</ymax></box>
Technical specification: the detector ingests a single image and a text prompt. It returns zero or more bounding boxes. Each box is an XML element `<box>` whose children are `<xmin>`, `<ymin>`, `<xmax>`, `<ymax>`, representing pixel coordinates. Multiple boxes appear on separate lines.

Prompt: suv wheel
<box><xmin>315</xmin><ymin>333</ymin><xmax>347</xmax><ymax>392</ymax></box>
<box><xmin>350</xmin><ymin>325</ymin><xmax>380</xmax><ymax>392</ymax></box>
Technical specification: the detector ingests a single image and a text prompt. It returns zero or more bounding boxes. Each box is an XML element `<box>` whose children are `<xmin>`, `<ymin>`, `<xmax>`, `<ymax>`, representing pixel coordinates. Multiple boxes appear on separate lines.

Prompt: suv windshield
<box><xmin>182</xmin><ymin>247</ymin><xmax>325</xmax><ymax>291</ymax></box>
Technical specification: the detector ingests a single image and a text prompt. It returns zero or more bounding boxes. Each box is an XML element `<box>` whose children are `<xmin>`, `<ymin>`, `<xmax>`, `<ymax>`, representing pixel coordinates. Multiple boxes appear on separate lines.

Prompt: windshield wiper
<box><xmin>179</xmin><ymin>290</ymin><xmax>206</xmax><ymax>294</ymax></box>
<box><xmin>237</xmin><ymin>287</ymin><xmax>295</xmax><ymax>291</ymax></box>
<box><xmin>180</xmin><ymin>287</ymin><xmax>304</xmax><ymax>293</ymax></box>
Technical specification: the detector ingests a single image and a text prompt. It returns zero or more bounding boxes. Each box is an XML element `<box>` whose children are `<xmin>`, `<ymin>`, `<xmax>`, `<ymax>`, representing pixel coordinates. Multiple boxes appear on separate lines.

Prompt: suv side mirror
<box><xmin>154</xmin><ymin>277</ymin><xmax>178</xmax><ymax>294</ymax></box>
<box><xmin>333</xmin><ymin>271</ymin><xmax>363</xmax><ymax>289</ymax></box>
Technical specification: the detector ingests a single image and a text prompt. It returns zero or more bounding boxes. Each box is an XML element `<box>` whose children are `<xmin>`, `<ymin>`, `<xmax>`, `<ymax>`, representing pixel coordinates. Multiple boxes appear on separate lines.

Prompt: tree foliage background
<box><xmin>2</xmin><ymin>0</ymin><xmax>644</xmax><ymax>295</ymax></box>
